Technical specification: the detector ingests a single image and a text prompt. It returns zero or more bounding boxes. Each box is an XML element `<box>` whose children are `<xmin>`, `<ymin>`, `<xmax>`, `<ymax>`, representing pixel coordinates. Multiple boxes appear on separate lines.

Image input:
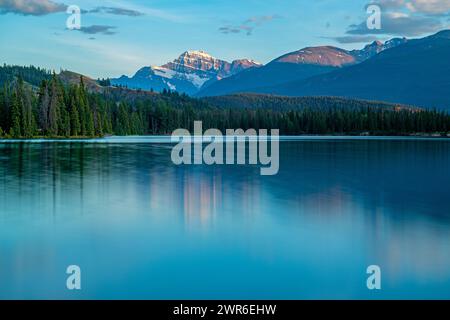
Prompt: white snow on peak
<box><xmin>185</xmin><ymin>50</ymin><xmax>214</xmax><ymax>59</ymax></box>
<box><xmin>237</xmin><ymin>59</ymin><xmax>262</xmax><ymax>66</ymax></box>
<box><xmin>184</xmin><ymin>73</ymin><xmax>210</xmax><ymax>89</ymax></box>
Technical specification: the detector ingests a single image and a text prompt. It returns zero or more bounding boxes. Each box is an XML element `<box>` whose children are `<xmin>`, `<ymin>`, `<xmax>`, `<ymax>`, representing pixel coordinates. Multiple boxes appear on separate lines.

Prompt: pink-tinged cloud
<box><xmin>0</xmin><ymin>0</ymin><xmax>67</xmax><ymax>16</ymax></box>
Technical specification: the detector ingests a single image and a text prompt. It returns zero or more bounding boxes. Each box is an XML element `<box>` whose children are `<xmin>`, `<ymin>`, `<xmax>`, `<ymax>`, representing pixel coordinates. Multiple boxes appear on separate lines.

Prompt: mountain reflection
<box><xmin>0</xmin><ymin>139</ymin><xmax>449</xmax><ymax>298</ymax></box>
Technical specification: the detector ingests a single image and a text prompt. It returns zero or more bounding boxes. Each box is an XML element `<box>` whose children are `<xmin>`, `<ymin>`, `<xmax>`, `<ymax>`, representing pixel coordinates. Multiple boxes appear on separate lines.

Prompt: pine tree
<box><xmin>10</xmin><ymin>90</ymin><xmax>22</xmax><ymax>138</ymax></box>
<box><xmin>38</xmin><ymin>80</ymin><xmax>50</xmax><ymax>134</ymax></box>
<box><xmin>115</xmin><ymin>102</ymin><xmax>130</xmax><ymax>135</ymax></box>
<box><xmin>47</xmin><ymin>78</ymin><xmax>61</xmax><ymax>136</ymax></box>
<box><xmin>16</xmin><ymin>79</ymin><xmax>35</xmax><ymax>138</ymax></box>
<box><xmin>70</xmin><ymin>97</ymin><xmax>81</xmax><ymax>136</ymax></box>
<box><xmin>86</xmin><ymin>111</ymin><xmax>95</xmax><ymax>136</ymax></box>
<box><xmin>60</xmin><ymin>107</ymin><xmax>71</xmax><ymax>137</ymax></box>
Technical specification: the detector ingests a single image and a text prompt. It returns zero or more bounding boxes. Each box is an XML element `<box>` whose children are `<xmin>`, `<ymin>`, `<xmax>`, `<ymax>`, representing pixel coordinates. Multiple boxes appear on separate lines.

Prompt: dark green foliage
<box><xmin>0</xmin><ymin>65</ymin><xmax>449</xmax><ymax>138</ymax></box>
<box><xmin>202</xmin><ymin>94</ymin><xmax>415</xmax><ymax>112</ymax></box>
<box><xmin>10</xmin><ymin>90</ymin><xmax>22</xmax><ymax>138</ymax></box>
<box><xmin>0</xmin><ymin>64</ymin><xmax>51</xmax><ymax>87</ymax></box>
<box><xmin>0</xmin><ymin>73</ymin><xmax>115</xmax><ymax>138</ymax></box>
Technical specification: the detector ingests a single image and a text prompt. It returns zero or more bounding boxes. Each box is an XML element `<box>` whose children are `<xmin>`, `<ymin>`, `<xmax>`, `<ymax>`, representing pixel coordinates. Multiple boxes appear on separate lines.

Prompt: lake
<box><xmin>0</xmin><ymin>137</ymin><xmax>449</xmax><ymax>299</ymax></box>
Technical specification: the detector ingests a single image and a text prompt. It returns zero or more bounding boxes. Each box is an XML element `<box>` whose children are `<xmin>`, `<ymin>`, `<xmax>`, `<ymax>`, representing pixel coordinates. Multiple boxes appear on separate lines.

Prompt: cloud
<box><xmin>76</xmin><ymin>25</ymin><xmax>117</xmax><ymax>36</ymax></box>
<box><xmin>89</xmin><ymin>6</ymin><xmax>144</xmax><ymax>17</ymax></box>
<box><xmin>95</xmin><ymin>0</ymin><xmax>185</xmax><ymax>22</ymax></box>
<box><xmin>327</xmin><ymin>35</ymin><xmax>383</xmax><ymax>44</ymax></box>
<box><xmin>347</xmin><ymin>11</ymin><xmax>444</xmax><ymax>36</ymax></box>
<box><xmin>219</xmin><ymin>15</ymin><xmax>281</xmax><ymax>36</ymax></box>
<box><xmin>0</xmin><ymin>0</ymin><xmax>181</xmax><ymax>22</ymax></box>
<box><xmin>218</xmin><ymin>26</ymin><xmax>241</xmax><ymax>34</ymax></box>
<box><xmin>0</xmin><ymin>0</ymin><xmax>67</xmax><ymax>16</ymax></box>
<box><xmin>334</xmin><ymin>1</ymin><xmax>449</xmax><ymax>39</ymax></box>
<box><xmin>406</xmin><ymin>0</ymin><xmax>450</xmax><ymax>15</ymax></box>
<box><xmin>371</xmin><ymin>0</ymin><xmax>450</xmax><ymax>15</ymax></box>
<box><xmin>373</xmin><ymin>0</ymin><xmax>406</xmax><ymax>10</ymax></box>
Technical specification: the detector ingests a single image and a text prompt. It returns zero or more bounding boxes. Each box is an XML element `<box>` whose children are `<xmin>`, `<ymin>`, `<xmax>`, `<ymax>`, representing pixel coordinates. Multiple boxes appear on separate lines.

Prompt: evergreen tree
<box><xmin>86</xmin><ymin>111</ymin><xmax>95</xmax><ymax>136</ymax></box>
<box><xmin>47</xmin><ymin>77</ymin><xmax>61</xmax><ymax>136</ymax></box>
<box><xmin>10</xmin><ymin>90</ymin><xmax>22</xmax><ymax>138</ymax></box>
<box><xmin>38</xmin><ymin>80</ymin><xmax>50</xmax><ymax>133</ymax></box>
<box><xmin>115</xmin><ymin>102</ymin><xmax>130</xmax><ymax>135</ymax></box>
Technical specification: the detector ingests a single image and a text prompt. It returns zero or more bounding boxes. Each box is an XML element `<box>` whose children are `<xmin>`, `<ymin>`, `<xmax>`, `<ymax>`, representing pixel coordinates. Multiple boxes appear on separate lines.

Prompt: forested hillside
<box><xmin>0</xmin><ymin>64</ymin><xmax>51</xmax><ymax>87</ymax></box>
<box><xmin>202</xmin><ymin>94</ymin><xmax>416</xmax><ymax>111</ymax></box>
<box><xmin>1</xmin><ymin>65</ymin><xmax>450</xmax><ymax>138</ymax></box>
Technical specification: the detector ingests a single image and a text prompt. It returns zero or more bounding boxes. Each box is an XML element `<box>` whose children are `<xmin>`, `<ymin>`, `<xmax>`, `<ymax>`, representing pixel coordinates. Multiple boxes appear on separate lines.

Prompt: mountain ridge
<box><xmin>196</xmin><ymin>36</ymin><xmax>408</xmax><ymax>97</ymax></box>
<box><xmin>252</xmin><ymin>30</ymin><xmax>450</xmax><ymax>109</ymax></box>
<box><xmin>110</xmin><ymin>50</ymin><xmax>261</xmax><ymax>95</ymax></box>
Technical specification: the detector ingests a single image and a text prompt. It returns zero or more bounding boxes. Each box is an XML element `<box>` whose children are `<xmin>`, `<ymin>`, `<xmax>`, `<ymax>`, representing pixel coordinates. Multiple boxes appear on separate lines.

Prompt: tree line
<box><xmin>1</xmin><ymin>68</ymin><xmax>450</xmax><ymax>138</ymax></box>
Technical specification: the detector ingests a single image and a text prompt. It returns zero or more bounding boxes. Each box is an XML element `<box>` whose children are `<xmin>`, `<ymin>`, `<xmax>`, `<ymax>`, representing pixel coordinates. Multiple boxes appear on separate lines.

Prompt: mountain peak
<box><xmin>232</xmin><ymin>58</ymin><xmax>262</xmax><ymax>65</ymax></box>
<box><xmin>184</xmin><ymin>50</ymin><xmax>214</xmax><ymax>58</ymax></box>
<box><xmin>273</xmin><ymin>46</ymin><xmax>357</xmax><ymax>67</ymax></box>
<box><xmin>367</xmin><ymin>40</ymin><xmax>383</xmax><ymax>47</ymax></box>
<box><xmin>162</xmin><ymin>50</ymin><xmax>224</xmax><ymax>75</ymax></box>
<box><xmin>350</xmin><ymin>37</ymin><xmax>408</xmax><ymax>62</ymax></box>
<box><xmin>112</xmin><ymin>50</ymin><xmax>260</xmax><ymax>95</ymax></box>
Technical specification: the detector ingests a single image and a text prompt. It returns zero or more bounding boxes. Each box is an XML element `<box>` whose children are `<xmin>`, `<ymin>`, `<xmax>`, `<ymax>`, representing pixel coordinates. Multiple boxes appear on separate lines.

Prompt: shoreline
<box><xmin>1</xmin><ymin>134</ymin><xmax>450</xmax><ymax>143</ymax></box>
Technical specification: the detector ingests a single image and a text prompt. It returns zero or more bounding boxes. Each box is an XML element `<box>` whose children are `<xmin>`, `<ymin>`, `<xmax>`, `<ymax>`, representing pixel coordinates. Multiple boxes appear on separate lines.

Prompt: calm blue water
<box><xmin>0</xmin><ymin>137</ymin><xmax>449</xmax><ymax>299</ymax></box>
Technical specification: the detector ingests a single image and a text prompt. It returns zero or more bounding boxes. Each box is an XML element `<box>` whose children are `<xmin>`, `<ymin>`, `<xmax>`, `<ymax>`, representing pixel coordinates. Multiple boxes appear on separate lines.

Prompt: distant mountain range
<box><xmin>109</xmin><ymin>30</ymin><xmax>450</xmax><ymax>110</ymax></box>
<box><xmin>110</xmin><ymin>37</ymin><xmax>407</xmax><ymax>96</ymax></box>
<box><xmin>254</xmin><ymin>30</ymin><xmax>450</xmax><ymax>110</ymax></box>
<box><xmin>196</xmin><ymin>37</ymin><xmax>408</xmax><ymax>97</ymax></box>
<box><xmin>199</xmin><ymin>38</ymin><xmax>411</xmax><ymax>97</ymax></box>
<box><xmin>198</xmin><ymin>31</ymin><xmax>450</xmax><ymax>110</ymax></box>
<box><xmin>111</xmin><ymin>50</ymin><xmax>261</xmax><ymax>95</ymax></box>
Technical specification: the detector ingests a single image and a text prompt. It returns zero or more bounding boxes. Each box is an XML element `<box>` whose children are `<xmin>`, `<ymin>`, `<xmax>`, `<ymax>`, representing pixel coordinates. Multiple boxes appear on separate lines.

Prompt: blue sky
<box><xmin>0</xmin><ymin>0</ymin><xmax>449</xmax><ymax>78</ymax></box>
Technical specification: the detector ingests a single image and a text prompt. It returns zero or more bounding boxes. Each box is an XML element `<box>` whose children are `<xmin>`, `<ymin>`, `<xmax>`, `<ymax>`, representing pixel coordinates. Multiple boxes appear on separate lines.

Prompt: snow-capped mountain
<box><xmin>111</xmin><ymin>50</ymin><xmax>261</xmax><ymax>95</ymax></box>
<box><xmin>350</xmin><ymin>37</ymin><xmax>408</xmax><ymax>62</ymax></box>
<box><xmin>197</xmin><ymin>37</ymin><xmax>409</xmax><ymax>97</ymax></box>
<box><xmin>250</xmin><ymin>30</ymin><xmax>450</xmax><ymax>109</ymax></box>
<box><xmin>270</xmin><ymin>38</ymin><xmax>408</xmax><ymax>67</ymax></box>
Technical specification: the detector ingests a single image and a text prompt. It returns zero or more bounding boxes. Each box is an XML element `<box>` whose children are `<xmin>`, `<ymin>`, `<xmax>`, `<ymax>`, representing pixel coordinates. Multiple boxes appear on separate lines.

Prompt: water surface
<box><xmin>0</xmin><ymin>137</ymin><xmax>449</xmax><ymax>299</ymax></box>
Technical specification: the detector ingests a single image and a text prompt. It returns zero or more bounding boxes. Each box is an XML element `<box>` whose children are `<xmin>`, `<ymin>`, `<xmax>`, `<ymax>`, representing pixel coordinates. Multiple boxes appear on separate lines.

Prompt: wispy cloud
<box><xmin>0</xmin><ymin>0</ymin><xmax>184</xmax><ymax>22</ymax></box>
<box><xmin>89</xmin><ymin>6</ymin><xmax>144</xmax><ymax>17</ymax></box>
<box><xmin>374</xmin><ymin>0</ymin><xmax>450</xmax><ymax>15</ymax></box>
<box><xmin>219</xmin><ymin>15</ymin><xmax>281</xmax><ymax>36</ymax></box>
<box><xmin>97</xmin><ymin>0</ymin><xmax>186</xmax><ymax>22</ymax></box>
<box><xmin>75</xmin><ymin>25</ymin><xmax>117</xmax><ymax>36</ymax></box>
<box><xmin>0</xmin><ymin>0</ymin><xmax>67</xmax><ymax>16</ymax></box>
<box><xmin>371</xmin><ymin>0</ymin><xmax>450</xmax><ymax>15</ymax></box>
<box><xmin>406</xmin><ymin>0</ymin><xmax>450</xmax><ymax>15</ymax></box>
<box><xmin>347</xmin><ymin>11</ymin><xmax>444</xmax><ymax>36</ymax></box>
<box><xmin>332</xmin><ymin>1</ymin><xmax>449</xmax><ymax>41</ymax></box>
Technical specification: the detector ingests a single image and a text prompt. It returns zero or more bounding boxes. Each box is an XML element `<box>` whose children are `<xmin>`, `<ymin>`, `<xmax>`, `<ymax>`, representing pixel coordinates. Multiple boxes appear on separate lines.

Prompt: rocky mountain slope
<box><xmin>111</xmin><ymin>50</ymin><xmax>261</xmax><ymax>95</ymax></box>
<box><xmin>255</xmin><ymin>30</ymin><xmax>450</xmax><ymax>110</ymax></box>
<box><xmin>197</xmin><ymin>38</ymin><xmax>408</xmax><ymax>97</ymax></box>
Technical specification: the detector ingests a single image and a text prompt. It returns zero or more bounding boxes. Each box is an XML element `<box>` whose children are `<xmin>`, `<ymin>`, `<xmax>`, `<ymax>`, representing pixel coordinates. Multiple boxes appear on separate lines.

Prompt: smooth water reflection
<box><xmin>0</xmin><ymin>138</ymin><xmax>449</xmax><ymax>299</ymax></box>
